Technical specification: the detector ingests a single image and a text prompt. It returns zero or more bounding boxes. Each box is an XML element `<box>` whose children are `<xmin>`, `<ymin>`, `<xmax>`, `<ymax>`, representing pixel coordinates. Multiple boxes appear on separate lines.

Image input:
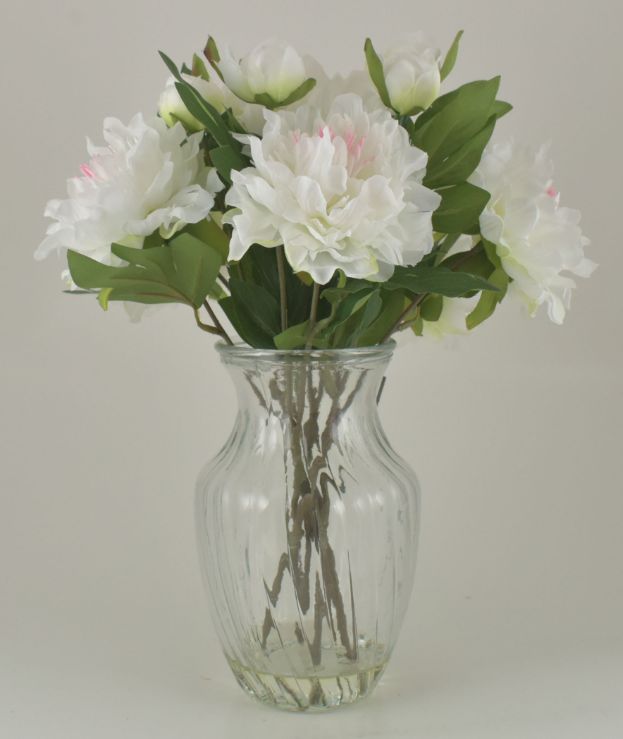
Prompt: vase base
<box><xmin>227</xmin><ymin>654</ymin><xmax>387</xmax><ymax>712</ymax></box>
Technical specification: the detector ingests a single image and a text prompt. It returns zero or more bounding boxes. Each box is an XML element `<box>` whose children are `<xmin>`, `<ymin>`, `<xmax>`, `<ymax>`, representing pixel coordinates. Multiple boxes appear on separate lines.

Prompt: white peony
<box><xmin>472</xmin><ymin>141</ymin><xmax>596</xmax><ymax>324</ymax></box>
<box><xmin>158</xmin><ymin>74</ymin><xmax>265</xmax><ymax>135</ymax></box>
<box><xmin>217</xmin><ymin>39</ymin><xmax>307</xmax><ymax>105</ymax></box>
<box><xmin>35</xmin><ymin>114</ymin><xmax>221</xmax><ymax>276</ymax></box>
<box><xmin>224</xmin><ymin>94</ymin><xmax>441</xmax><ymax>283</ymax></box>
<box><xmin>381</xmin><ymin>33</ymin><xmax>442</xmax><ymax>114</ymax></box>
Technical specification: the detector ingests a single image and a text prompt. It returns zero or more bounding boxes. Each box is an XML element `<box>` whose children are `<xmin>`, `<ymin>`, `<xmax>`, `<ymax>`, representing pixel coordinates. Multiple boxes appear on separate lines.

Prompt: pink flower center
<box><xmin>546</xmin><ymin>185</ymin><xmax>558</xmax><ymax>198</ymax></box>
<box><xmin>80</xmin><ymin>163</ymin><xmax>96</xmax><ymax>179</ymax></box>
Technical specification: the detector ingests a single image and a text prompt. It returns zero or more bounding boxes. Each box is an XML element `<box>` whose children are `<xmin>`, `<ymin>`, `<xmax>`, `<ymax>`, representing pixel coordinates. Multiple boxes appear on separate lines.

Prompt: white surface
<box><xmin>1</xmin><ymin>0</ymin><xmax>622</xmax><ymax>736</ymax></box>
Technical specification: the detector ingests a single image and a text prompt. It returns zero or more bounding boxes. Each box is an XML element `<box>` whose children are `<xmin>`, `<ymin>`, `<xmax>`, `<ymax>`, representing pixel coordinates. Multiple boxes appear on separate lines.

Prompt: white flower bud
<box><xmin>382</xmin><ymin>33</ymin><xmax>442</xmax><ymax>114</ymax></box>
<box><xmin>158</xmin><ymin>75</ymin><xmax>227</xmax><ymax>131</ymax></box>
<box><xmin>218</xmin><ymin>39</ymin><xmax>307</xmax><ymax>104</ymax></box>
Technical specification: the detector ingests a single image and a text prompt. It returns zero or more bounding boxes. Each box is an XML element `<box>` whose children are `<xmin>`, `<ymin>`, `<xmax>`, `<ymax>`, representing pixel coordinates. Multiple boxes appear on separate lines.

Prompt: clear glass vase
<box><xmin>195</xmin><ymin>343</ymin><xmax>421</xmax><ymax>711</ymax></box>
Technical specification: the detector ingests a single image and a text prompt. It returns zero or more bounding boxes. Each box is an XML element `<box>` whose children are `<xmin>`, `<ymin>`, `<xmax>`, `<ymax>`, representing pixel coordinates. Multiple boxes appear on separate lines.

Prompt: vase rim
<box><xmin>216</xmin><ymin>341</ymin><xmax>396</xmax><ymax>364</ymax></box>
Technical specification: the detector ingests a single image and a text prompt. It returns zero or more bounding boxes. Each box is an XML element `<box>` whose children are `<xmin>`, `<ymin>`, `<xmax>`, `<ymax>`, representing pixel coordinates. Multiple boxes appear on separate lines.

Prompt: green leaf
<box><xmin>424</xmin><ymin>115</ymin><xmax>496</xmax><ymax>188</ymax></box>
<box><xmin>274</xmin><ymin>321</ymin><xmax>310</xmax><ymax>350</ymax></box>
<box><xmin>419</xmin><ymin>294</ymin><xmax>444</xmax><ymax>321</ymax></box>
<box><xmin>184</xmin><ymin>219</ymin><xmax>230</xmax><ymax>261</ymax></box>
<box><xmin>492</xmin><ymin>100</ymin><xmax>513</xmax><ymax>118</ymax></box>
<box><xmin>173</xmin><ymin>82</ymin><xmax>236</xmax><ymax>150</ymax></box>
<box><xmin>466</xmin><ymin>266</ymin><xmax>509</xmax><ymax>329</ymax></box>
<box><xmin>440</xmin><ymin>30</ymin><xmax>463</xmax><ymax>81</ymax></box>
<box><xmin>356</xmin><ymin>290</ymin><xmax>406</xmax><ymax>346</ymax></box>
<box><xmin>219</xmin><ymin>296</ymin><xmax>274</xmax><ymax>348</ymax></box>
<box><xmin>67</xmin><ymin>234</ymin><xmax>223</xmax><ymax>309</ymax></box>
<box><xmin>364</xmin><ymin>38</ymin><xmax>391</xmax><ymax>107</ymax></box>
<box><xmin>432</xmin><ymin>182</ymin><xmax>491</xmax><ymax>234</ymax></box>
<box><xmin>209</xmin><ymin>144</ymin><xmax>248</xmax><ymax>182</ymax></box>
<box><xmin>411</xmin><ymin>78</ymin><xmax>500</xmax><ymax>169</ymax></box>
<box><xmin>166</xmin><ymin>233</ymin><xmax>223</xmax><ymax>307</ymax></box>
<box><xmin>228</xmin><ymin>278</ymin><xmax>281</xmax><ymax>338</ymax></box>
<box><xmin>255</xmin><ymin>78</ymin><xmax>317</xmax><ymax>109</ymax></box>
<box><xmin>386</xmin><ymin>264</ymin><xmax>499</xmax><ymax>297</ymax></box>
<box><xmin>204</xmin><ymin>36</ymin><xmax>221</xmax><ymax>68</ymax></box>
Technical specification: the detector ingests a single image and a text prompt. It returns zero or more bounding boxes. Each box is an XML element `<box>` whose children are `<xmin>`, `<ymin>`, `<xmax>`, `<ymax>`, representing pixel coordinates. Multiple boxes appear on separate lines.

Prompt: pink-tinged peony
<box><xmin>224</xmin><ymin>94</ymin><xmax>440</xmax><ymax>283</ymax></box>
<box><xmin>472</xmin><ymin>141</ymin><xmax>596</xmax><ymax>324</ymax></box>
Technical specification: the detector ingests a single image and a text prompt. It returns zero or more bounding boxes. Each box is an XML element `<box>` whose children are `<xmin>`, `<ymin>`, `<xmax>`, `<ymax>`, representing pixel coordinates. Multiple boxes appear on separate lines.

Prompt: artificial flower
<box><xmin>216</xmin><ymin>39</ymin><xmax>307</xmax><ymax>105</ymax></box>
<box><xmin>381</xmin><ymin>33</ymin><xmax>442</xmax><ymax>114</ymax></box>
<box><xmin>472</xmin><ymin>141</ymin><xmax>596</xmax><ymax>324</ymax></box>
<box><xmin>158</xmin><ymin>73</ymin><xmax>265</xmax><ymax>135</ymax></box>
<box><xmin>224</xmin><ymin>93</ymin><xmax>441</xmax><ymax>283</ymax></box>
<box><xmin>36</xmin><ymin>114</ymin><xmax>221</xmax><ymax>277</ymax></box>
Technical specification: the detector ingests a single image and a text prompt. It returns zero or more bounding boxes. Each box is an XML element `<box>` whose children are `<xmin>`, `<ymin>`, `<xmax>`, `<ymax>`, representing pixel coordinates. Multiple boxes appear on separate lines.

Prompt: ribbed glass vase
<box><xmin>195</xmin><ymin>343</ymin><xmax>420</xmax><ymax>711</ymax></box>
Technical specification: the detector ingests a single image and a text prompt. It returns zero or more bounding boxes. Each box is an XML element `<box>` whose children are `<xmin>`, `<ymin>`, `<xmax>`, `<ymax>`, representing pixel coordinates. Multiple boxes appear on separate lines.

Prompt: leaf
<box><xmin>385</xmin><ymin>264</ymin><xmax>499</xmax><ymax>297</ymax></box>
<box><xmin>67</xmin><ymin>234</ymin><xmax>223</xmax><ymax>309</ymax></box>
<box><xmin>432</xmin><ymin>182</ymin><xmax>491</xmax><ymax>234</ymax></box>
<box><xmin>219</xmin><ymin>296</ymin><xmax>274</xmax><ymax>348</ymax></box>
<box><xmin>364</xmin><ymin>38</ymin><xmax>391</xmax><ymax>107</ymax></box>
<box><xmin>184</xmin><ymin>219</ymin><xmax>230</xmax><ymax>261</ymax></box>
<box><xmin>424</xmin><ymin>115</ymin><xmax>496</xmax><ymax>188</ymax></box>
<box><xmin>274</xmin><ymin>321</ymin><xmax>310</xmax><ymax>350</ymax></box>
<box><xmin>466</xmin><ymin>266</ymin><xmax>509</xmax><ymax>329</ymax></box>
<box><xmin>166</xmin><ymin>233</ymin><xmax>223</xmax><ymax>307</ymax></box>
<box><xmin>411</xmin><ymin>78</ymin><xmax>500</xmax><ymax>169</ymax></box>
<box><xmin>255</xmin><ymin>78</ymin><xmax>317</xmax><ymax>109</ymax></box>
<box><xmin>440</xmin><ymin>30</ymin><xmax>463</xmax><ymax>81</ymax></box>
<box><xmin>419</xmin><ymin>294</ymin><xmax>444</xmax><ymax>321</ymax></box>
<box><xmin>174</xmin><ymin>82</ymin><xmax>236</xmax><ymax>150</ymax></box>
<box><xmin>228</xmin><ymin>278</ymin><xmax>281</xmax><ymax>337</ymax></box>
<box><xmin>209</xmin><ymin>144</ymin><xmax>248</xmax><ymax>182</ymax></box>
<box><xmin>357</xmin><ymin>290</ymin><xmax>406</xmax><ymax>346</ymax></box>
<box><xmin>492</xmin><ymin>100</ymin><xmax>513</xmax><ymax>118</ymax></box>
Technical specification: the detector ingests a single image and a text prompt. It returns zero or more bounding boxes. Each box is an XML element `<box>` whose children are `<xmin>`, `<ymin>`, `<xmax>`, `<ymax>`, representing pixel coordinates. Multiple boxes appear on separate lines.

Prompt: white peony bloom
<box><xmin>217</xmin><ymin>39</ymin><xmax>307</xmax><ymax>104</ymax></box>
<box><xmin>382</xmin><ymin>33</ymin><xmax>442</xmax><ymax>114</ymax></box>
<box><xmin>35</xmin><ymin>114</ymin><xmax>221</xmax><ymax>275</ymax></box>
<box><xmin>158</xmin><ymin>74</ymin><xmax>265</xmax><ymax>135</ymax></box>
<box><xmin>421</xmin><ymin>294</ymin><xmax>480</xmax><ymax>340</ymax></box>
<box><xmin>224</xmin><ymin>94</ymin><xmax>441</xmax><ymax>283</ymax></box>
<box><xmin>471</xmin><ymin>141</ymin><xmax>596</xmax><ymax>324</ymax></box>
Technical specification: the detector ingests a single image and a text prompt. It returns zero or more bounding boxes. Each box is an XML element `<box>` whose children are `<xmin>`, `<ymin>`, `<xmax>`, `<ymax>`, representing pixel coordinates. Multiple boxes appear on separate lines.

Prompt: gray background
<box><xmin>1</xmin><ymin>0</ymin><xmax>621</xmax><ymax>737</ymax></box>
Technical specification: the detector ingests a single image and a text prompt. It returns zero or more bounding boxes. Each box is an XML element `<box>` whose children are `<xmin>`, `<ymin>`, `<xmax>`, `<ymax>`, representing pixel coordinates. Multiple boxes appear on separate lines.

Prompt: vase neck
<box><xmin>219</xmin><ymin>346</ymin><xmax>393</xmax><ymax>428</ymax></box>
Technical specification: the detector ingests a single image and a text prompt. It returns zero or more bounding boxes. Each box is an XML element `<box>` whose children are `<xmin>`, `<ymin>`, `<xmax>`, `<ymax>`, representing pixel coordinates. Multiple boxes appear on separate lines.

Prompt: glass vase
<box><xmin>195</xmin><ymin>343</ymin><xmax>420</xmax><ymax>711</ymax></box>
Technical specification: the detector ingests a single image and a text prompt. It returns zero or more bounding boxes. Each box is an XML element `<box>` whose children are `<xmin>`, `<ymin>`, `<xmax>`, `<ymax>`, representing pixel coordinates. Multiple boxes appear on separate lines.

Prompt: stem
<box><xmin>276</xmin><ymin>246</ymin><xmax>288</xmax><ymax>332</ymax></box>
<box><xmin>305</xmin><ymin>283</ymin><xmax>321</xmax><ymax>349</ymax></box>
<box><xmin>203</xmin><ymin>300</ymin><xmax>234</xmax><ymax>345</ymax></box>
<box><xmin>193</xmin><ymin>309</ymin><xmax>221</xmax><ymax>335</ymax></box>
<box><xmin>381</xmin><ymin>293</ymin><xmax>427</xmax><ymax>343</ymax></box>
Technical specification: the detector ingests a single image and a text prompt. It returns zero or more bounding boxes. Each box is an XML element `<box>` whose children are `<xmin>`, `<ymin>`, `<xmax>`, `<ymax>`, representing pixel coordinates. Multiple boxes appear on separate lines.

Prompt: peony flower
<box><xmin>471</xmin><ymin>141</ymin><xmax>596</xmax><ymax>324</ymax></box>
<box><xmin>381</xmin><ymin>33</ymin><xmax>442</xmax><ymax>114</ymax></box>
<box><xmin>158</xmin><ymin>74</ymin><xmax>265</xmax><ymax>135</ymax></box>
<box><xmin>35</xmin><ymin>114</ymin><xmax>221</xmax><ymax>278</ymax></box>
<box><xmin>216</xmin><ymin>39</ymin><xmax>307</xmax><ymax>105</ymax></box>
<box><xmin>224</xmin><ymin>94</ymin><xmax>441</xmax><ymax>283</ymax></box>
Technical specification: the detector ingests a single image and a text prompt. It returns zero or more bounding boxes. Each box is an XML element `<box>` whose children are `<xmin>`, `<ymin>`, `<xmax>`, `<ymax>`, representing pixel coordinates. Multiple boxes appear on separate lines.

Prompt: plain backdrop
<box><xmin>1</xmin><ymin>1</ymin><xmax>622</xmax><ymax>737</ymax></box>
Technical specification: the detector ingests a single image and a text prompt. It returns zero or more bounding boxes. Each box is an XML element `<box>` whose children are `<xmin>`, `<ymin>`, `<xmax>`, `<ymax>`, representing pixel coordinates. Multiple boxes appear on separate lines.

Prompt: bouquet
<box><xmin>36</xmin><ymin>33</ymin><xmax>595</xmax><ymax>347</ymax></box>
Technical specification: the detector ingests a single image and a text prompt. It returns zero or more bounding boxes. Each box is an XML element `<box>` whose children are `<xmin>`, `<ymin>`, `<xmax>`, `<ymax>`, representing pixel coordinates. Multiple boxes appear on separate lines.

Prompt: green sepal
<box><xmin>440</xmin><ymin>30</ymin><xmax>464</xmax><ymax>81</ymax></box>
<box><xmin>364</xmin><ymin>38</ymin><xmax>391</xmax><ymax>107</ymax></box>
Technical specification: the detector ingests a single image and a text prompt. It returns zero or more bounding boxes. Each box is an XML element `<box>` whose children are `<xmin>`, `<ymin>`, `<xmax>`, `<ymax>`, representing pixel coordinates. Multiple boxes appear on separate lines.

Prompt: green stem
<box><xmin>193</xmin><ymin>309</ymin><xmax>222</xmax><ymax>336</ymax></box>
<box><xmin>276</xmin><ymin>245</ymin><xmax>288</xmax><ymax>332</ymax></box>
<box><xmin>305</xmin><ymin>283</ymin><xmax>321</xmax><ymax>349</ymax></box>
<box><xmin>203</xmin><ymin>300</ymin><xmax>234</xmax><ymax>345</ymax></box>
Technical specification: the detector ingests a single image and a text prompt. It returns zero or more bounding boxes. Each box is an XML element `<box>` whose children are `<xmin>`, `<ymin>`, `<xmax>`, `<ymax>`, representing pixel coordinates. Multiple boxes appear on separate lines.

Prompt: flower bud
<box><xmin>158</xmin><ymin>74</ymin><xmax>227</xmax><ymax>131</ymax></box>
<box><xmin>382</xmin><ymin>34</ymin><xmax>442</xmax><ymax>114</ymax></box>
<box><xmin>217</xmin><ymin>39</ymin><xmax>308</xmax><ymax>105</ymax></box>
